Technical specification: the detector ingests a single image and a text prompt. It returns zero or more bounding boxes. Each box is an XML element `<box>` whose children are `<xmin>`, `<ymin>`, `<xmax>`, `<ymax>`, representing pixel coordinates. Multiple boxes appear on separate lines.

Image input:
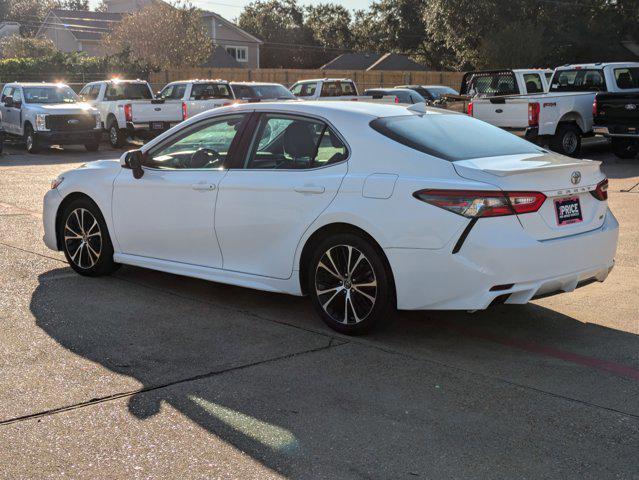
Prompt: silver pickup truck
<box><xmin>0</xmin><ymin>82</ymin><xmax>102</xmax><ymax>154</ymax></box>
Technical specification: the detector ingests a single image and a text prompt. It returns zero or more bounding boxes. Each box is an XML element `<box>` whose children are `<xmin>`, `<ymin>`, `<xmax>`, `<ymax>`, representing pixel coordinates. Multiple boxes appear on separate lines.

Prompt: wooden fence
<box><xmin>149</xmin><ymin>68</ymin><xmax>465</xmax><ymax>91</ymax></box>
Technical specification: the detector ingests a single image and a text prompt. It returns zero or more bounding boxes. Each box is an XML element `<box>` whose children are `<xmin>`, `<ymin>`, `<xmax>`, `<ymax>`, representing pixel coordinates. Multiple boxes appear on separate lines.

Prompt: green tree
<box><xmin>7</xmin><ymin>0</ymin><xmax>56</xmax><ymax>36</ymax></box>
<box><xmin>103</xmin><ymin>2</ymin><xmax>212</xmax><ymax>70</ymax></box>
<box><xmin>238</xmin><ymin>0</ymin><xmax>316</xmax><ymax>68</ymax></box>
<box><xmin>305</xmin><ymin>3</ymin><xmax>352</xmax><ymax>66</ymax></box>
<box><xmin>0</xmin><ymin>35</ymin><xmax>57</xmax><ymax>58</ymax></box>
<box><xmin>57</xmin><ymin>0</ymin><xmax>90</xmax><ymax>9</ymax></box>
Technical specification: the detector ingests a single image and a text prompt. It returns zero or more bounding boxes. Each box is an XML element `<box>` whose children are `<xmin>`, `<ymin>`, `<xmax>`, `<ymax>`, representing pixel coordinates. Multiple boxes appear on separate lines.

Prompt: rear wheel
<box><xmin>611</xmin><ymin>138</ymin><xmax>638</xmax><ymax>159</ymax></box>
<box><xmin>550</xmin><ymin>124</ymin><xmax>581</xmax><ymax>156</ymax></box>
<box><xmin>308</xmin><ymin>233</ymin><xmax>394</xmax><ymax>335</ymax></box>
<box><xmin>108</xmin><ymin>120</ymin><xmax>126</xmax><ymax>148</ymax></box>
<box><xmin>24</xmin><ymin>124</ymin><xmax>41</xmax><ymax>154</ymax></box>
<box><xmin>60</xmin><ymin>197</ymin><xmax>119</xmax><ymax>277</ymax></box>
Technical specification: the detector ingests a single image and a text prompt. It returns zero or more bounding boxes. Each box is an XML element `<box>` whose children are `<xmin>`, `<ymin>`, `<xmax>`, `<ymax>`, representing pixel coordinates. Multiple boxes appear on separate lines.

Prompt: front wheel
<box><xmin>611</xmin><ymin>138</ymin><xmax>638</xmax><ymax>159</ymax></box>
<box><xmin>24</xmin><ymin>124</ymin><xmax>41</xmax><ymax>154</ymax></box>
<box><xmin>308</xmin><ymin>233</ymin><xmax>394</xmax><ymax>335</ymax></box>
<box><xmin>550</xmin><ymin>124</ymin><xmax>581</xmax><ymax>157</ymax></box>
<box><xmin>60</xmin><ymin>197</ymin><xmax>119</xmax><ymax>277</ymax></box>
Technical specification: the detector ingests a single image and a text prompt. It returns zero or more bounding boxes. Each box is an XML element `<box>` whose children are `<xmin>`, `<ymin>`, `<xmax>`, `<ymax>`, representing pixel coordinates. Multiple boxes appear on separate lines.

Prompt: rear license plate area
<box><xmin>554</xmin><ymin>196</ymin><xmax>582</xmax><ymax>225</ymax></box>
<box><xmin>151</xmin><ymin>122</ymin><xmax>165</xmax><ymax>130</ymax></box>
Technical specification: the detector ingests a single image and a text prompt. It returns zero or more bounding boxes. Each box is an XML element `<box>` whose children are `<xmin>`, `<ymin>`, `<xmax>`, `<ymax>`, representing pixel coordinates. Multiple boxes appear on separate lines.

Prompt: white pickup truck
<box><xmin>157</xmin><ymin>79</ymin><xmax>236</xmax><ymax>120</ymax></box>
<box><xmin>79</xmin><ymin>79</ymin><xmax>183</xmax><ymax>147</ymax></box>
<box><xmin>468</xmin><ymin>62</ymin><xmax>639</xmax><ymax>156</ymax></box>
<box><xmin>460</xmin><ymin>69</ymin><xmax>552</xmax><ymax>97</ymax></box>
<box><xmin>289</xmin><ymin>78</ymin><xmax>360</xmax><ymax>100</ymax></box>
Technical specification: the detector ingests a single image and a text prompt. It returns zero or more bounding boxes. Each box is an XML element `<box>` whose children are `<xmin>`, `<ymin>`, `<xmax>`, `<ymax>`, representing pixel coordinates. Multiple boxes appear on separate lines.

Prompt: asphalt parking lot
<box><xmin>0</xmin><ymin>140</ymin><xmax>638</xmax><ymax>479</ymax></box>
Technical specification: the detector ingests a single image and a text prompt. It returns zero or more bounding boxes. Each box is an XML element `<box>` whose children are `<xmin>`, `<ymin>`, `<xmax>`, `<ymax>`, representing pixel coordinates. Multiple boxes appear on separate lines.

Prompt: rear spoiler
<box><xmin>460</xmin><ymin>70</ymin><xmax>519</xmax><ymax>95</ymax></box>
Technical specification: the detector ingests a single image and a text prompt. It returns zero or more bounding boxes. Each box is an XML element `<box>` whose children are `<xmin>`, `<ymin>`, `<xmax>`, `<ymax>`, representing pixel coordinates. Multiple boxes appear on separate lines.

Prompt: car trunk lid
<box><xmin>453</xmin><ymin>152</ymin><xmax>607</xmax><ymax>240</ymax></box>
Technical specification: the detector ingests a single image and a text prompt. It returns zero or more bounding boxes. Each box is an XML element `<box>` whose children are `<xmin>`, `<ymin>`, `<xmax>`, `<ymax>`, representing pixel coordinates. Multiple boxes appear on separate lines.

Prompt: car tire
<box><xmin>59</xmin><ymin>197</ymin><xmax>120</xmax><ymax>277</ymax></box>
<box><xmin>24</xmin><ymin>124</ymin><xmax>41</xmax><ymax>154</ymax></box>
<box><xmin>308</xmin><ymin>233</ymin><xmax>394</xmax><ymax>335</ymax></box>
<box><xmin>108</xmin><ymin>120</ymin><xmax>126</xmax><ymax>148</ymax></box>
<box><xmin>611</xmin><ymin>138</ymin><xmax>638</xmax><ymax>159</ymax></box>
<box><xmin>84</xmin><ymin>141</ymin><xmax>100</xmax><ymax>152</ymax></box>
<box><xmin>550</xmin><ymin>123</ymin><xmax>581</xmax><ymax>157</ymax></box>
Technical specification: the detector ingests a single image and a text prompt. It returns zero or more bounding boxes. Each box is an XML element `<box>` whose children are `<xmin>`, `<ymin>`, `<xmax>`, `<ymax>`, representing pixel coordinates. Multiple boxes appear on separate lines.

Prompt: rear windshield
<box><xmin>370</xmin><ymin>113</ymin><xmax>542</xmax><ymax>161</ymax></box>
<box><xmin>231</xmin><ymin>84</ymin><xmax>295</xmax><ymax>100</ymax></box>
<box><xmin>320</xmin><ymin>81</ymin><xmax>357</xmax><ymax>97</ymax></box>
<box><xmin>105</xmin><ymin>82</ymin><xmax>153</xmax><ymax>101</ymax></box>
<box><xmin>191</xmin><ymin>83</ymin><xmax>233</xmax><ymax>100</ymax></box>
<box><xmin>549</xmin><ymin>69</ymin><xmax>606</xmax><ymax>92</ymax></box>
<box><xmin>467</xmin><ymin>73</ymin><xmax>518</xmax><ymax>96</ymax></box>
<box><xmin>614</xmin><ymin>68</ymin><xmax>639</xmax><ymax>89</ymax></box>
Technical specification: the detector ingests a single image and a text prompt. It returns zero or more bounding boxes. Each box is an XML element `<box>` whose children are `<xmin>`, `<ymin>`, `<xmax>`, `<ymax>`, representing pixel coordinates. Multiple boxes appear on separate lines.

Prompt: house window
<box><xmin>226</xmin><ymin>46</ymin><xmax>248</xmax><ymax>62</ymax></box>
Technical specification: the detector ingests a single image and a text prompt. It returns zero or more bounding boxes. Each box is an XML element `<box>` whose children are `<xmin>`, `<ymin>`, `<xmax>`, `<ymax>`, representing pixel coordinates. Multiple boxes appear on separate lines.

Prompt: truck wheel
<box><xmin>24</xmin><ymin>124</ymin><xmax>41</xmax><ymax>154</ymax></box>
<box><xmin>550</xmin><ymin>124</ymin><xmax>581</xmax><ymax>157</ymax></box>
<box><xmin>108</xmin><ymin>121</ymin><xmax>125</xmax><ymax>148</ymax></box>
<box><xmin>611</xmin><ymin>138</ymin><xmax>638</xmax><ymax>159</ymax></box>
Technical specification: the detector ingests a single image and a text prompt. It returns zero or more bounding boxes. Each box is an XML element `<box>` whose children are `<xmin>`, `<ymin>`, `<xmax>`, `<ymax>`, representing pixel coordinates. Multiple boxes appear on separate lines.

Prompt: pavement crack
<box><xmin>0</xmin><ymin>241</ymin><xmax>66</xmax><ymax>264</ymax></box>
<box><xmin>0</xmin><ymin>338</ymin><xmax>344</xmax><ymax>427</ymax></box>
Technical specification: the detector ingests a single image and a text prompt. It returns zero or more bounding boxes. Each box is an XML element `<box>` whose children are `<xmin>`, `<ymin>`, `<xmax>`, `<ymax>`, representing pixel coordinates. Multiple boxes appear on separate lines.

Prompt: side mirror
<box><xmin>4</xmin><ymin>96</ymin><xmax>13</xmax><ymax>107</ymax></box>
<box><xmin>123</xmin><ymin>149</ymin><xmax>144</xmax><ymax>179</ymax></box>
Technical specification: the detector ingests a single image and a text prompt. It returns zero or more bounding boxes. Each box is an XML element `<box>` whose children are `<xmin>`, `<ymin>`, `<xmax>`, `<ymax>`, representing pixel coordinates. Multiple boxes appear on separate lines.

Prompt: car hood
<box><xmin>27</xmin><ymin>102</ymin><xmax>97</xmax><ymax>114</ymax></box>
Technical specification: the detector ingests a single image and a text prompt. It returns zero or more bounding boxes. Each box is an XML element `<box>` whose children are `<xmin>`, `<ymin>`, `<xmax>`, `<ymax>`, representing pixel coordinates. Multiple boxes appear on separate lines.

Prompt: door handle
<box><xmin>192</xmin><ymin>183</ymin><xmax>216</xmax><ymax>191</ymax></box>
<box><xmin>294</xmin><ymin>185</ymin><xmax>325</xmax><ymax>194</ymax></box>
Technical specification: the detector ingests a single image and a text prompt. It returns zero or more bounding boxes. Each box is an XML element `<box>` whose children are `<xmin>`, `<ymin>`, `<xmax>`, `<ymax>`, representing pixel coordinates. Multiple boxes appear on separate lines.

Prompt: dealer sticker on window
<box><xmin>554</xmin><ymin>196</ymin><xmax>583</xmax><ymax>225</ymax></box>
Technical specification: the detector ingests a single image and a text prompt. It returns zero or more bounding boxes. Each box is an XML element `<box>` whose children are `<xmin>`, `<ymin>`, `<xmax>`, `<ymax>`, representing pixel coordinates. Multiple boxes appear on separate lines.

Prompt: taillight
<box><xmin>467</xmin><ymin>101</ymin><xmax>473</xmax><ymax>116</ymax></box>
<box><xmin>590</xmin><ymin>178</ymin><xmax>608</xmax><ymax>201</ymax></box>
<box><xmin>182</xmin><ymin>101</ymin><xmax>188</xmax><ymax>120</ymax></box>
<box><xmin>413</xmin><ymin>189</ymin><xmax>546</xmax><ymax>218</ymax></box>
<box><xmin>394</xmin><ymin>96</ymin><xmax>399</xmax><ymax>104</ymax></box>
<box><xmin>528</xmin><ymin>102</ymin><xmax>540</xmax><ymax>127</ymax></box>
<box><xmin>124</xmin><ymin>103</ymin><xmax>132</xmax><ymax>122</ymax></box>
<box><xmin>592</xmin><ymin>98</ymin><xmax>598</xmax><ymax>116</ymax></box>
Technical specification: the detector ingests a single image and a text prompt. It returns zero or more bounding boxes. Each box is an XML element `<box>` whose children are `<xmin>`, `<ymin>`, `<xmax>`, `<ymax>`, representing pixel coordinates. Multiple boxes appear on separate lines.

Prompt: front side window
<box><xmin>23</xmin><ymin>86</ymin><xmax>77</xmax><ymax>104</ymax></box>
<box><xmin>370</xmin><ymin>113</ymin><xmax>542</xmax><ymax>161</ymax></box>
<box><xmin>245</xmin><ymin>114</ymin><xmax>347</xmax><ymax>169</ymax></box>
<box><xmin>105</xmin><ymin>82</ymin><xmax>153</xmax><ymax>101</ymax></box>
<box><xmin>190</xmin><ymin>83</ymin><xmax>232</xmax><ymax>100</ymax></box>
<box><xmin>614</xmin><ymin>68</ymin><xmax>639</xmax><ymax>89</ymax></box>
<box><xmin>291</xmin><ymin>82</ymin><xmax>316</xmax><ymax>97</ymax></box>
<box><xmin>146</xmin><ymin>114</ymin><xmax>246</xmax><ymax>169</ymax></box>
<box><xmin>523</xmin><ymin>74</ymin><xmax>544</xmax><ymax>93</ymax></box>
<box><xmin>80</xmin><ymin>85</ymin><xmax>99</xmax><ymax>101</ymax></box>
<box><xmin>549</xmin><ymin>69</ymin><xmax>606</xmax><ymax>92</ymax></box>
<box><xmin>2</xmin><ymin>86</ymin><xmax>14</xmax><ymax>102</ymax></box>
<box><xmin>158</xmin><ymin>84</ymin><xmax>186</xmax><ymax>100</ymax></box>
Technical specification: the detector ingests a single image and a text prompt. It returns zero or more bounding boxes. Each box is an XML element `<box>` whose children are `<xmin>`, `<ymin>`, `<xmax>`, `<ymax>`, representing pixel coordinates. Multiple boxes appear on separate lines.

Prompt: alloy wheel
<box><xmin>563</xmin><ymin>131</ymin><xmax>577</xmax><ymax>154</ymax></box>
<box><xmin>314</xmin><ymin>244</ymin><xmax>377</xmax><ymax>324</ymax></box>
<box><xmin>110</xmin><ymin>126</ymin><xmax>118</xmax><ymax>145</ymax></box>
<box><xmin>26</xmin><ymin>133</ymin><xmax>33</xmax><ymax>151</ymax></box>
<box><xmin>64</xmin><ymin>208</ymin><xmax>102</xmax><ymax>269</ymax></box>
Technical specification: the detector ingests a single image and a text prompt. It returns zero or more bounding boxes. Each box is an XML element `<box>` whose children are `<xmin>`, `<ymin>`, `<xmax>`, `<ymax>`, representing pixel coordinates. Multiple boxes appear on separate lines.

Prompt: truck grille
<box><xmin>45</xmin><ymin>114</ymin><xmax>95</xmax><ymax>131</ymax></box>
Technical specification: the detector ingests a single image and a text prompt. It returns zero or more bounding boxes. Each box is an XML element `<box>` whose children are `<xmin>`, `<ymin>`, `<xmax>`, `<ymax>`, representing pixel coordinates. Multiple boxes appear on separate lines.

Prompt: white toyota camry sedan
<box><xmin>43</xmin><ymin>101</ymin><xmax>618</xmax><ymax>334</ymax></box>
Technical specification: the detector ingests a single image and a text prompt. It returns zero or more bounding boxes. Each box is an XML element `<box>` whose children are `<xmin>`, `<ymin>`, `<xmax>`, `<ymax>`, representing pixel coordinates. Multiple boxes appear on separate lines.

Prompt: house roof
<box><xmin>41</xmin><ymin>9</ymin><xmax>122</xmax><ymax>41</ymax></box>
<box><xmin>367</xmin><ymin>53</ymin><xmax>425</xmax><ymax>71</ymax></box>
<box><xmin>201</xmin><ymin>11</ymin><xmax>263</xmax><ymax>44</ymax></box>
<box><xmin>321</xmin><ymin>53</ymin><xmax>382</xmax><ymax>70</ymax></box>
<box><xmin>201</xmin><ymin>44</ymin><xmax>242</xmax><ymax>68</ymax></box>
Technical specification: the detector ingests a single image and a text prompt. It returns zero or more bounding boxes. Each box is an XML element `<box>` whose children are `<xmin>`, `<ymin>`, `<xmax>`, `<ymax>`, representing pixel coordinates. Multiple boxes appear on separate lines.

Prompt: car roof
<box><xmin>556</xmin><ymin>62</ymin><xmax>639</xmax><ymax>70</ymax></box>
<box><xmin>293</xmin><ymin>78</ymin><xmax>354</xmax><ymax>83</ymax></box>
<box><xmin>7</xmin><ymin>82</ymin><xmax>69</xmax><ymax>87</ymax></box>
<box><xmin>168</xmin><ymin>79</ymin><xmax>230</xmax><ymax>84</ymax></box>
<box><xmin>230</xmin><ymin>82</ymin><xmax>285</xmax><ymax>86</ymax></box>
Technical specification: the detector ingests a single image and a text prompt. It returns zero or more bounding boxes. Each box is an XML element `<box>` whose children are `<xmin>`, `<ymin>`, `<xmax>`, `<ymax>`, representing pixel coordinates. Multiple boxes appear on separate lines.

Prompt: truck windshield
<box><xmin>370</xmin><ymin>113</ymin><xmax>542</xmax><ymax>161</ymax></box>
<box><xmin>191</xmin><ymin>83</ymin><xmax>233</xmax><ymax>100</ymax></box>
<box><xmin>105</xmin><ymin>82</ymin><xmax>153</xmax><ymax>101</ymax></box>
<box><xmin>614</xmin><ymin>68</ymin><xmax>639</xmax><ymax>89</ymax></box>
<box><xmin>549</xmin><ymin>69</ymin><xmax>606</xmax><ymax>92</ymax></box>
<box><xmin>23</xmin><ymin>86</ymin><xmax>78</xmax><ymax>104</ymax></box>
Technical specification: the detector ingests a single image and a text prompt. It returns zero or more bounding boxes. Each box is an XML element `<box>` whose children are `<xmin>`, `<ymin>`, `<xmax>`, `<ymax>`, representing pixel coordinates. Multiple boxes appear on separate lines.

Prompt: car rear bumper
<box><xmin>43</xmin><ymin>188</ymin><xmax>63</xmax><ymax>251</ymax></box>
<box><xmin>126</xmin><ymin>122</ymin><xmax>181</xmax><ymax>137</ymax></box>
<box><xmin>37</xmin><ymin>129</ymin><xmax>102</xmax><ymax>145</ymax></box>
<box><xmin>386</xmin><ymin>208</ymin><xmax>619</xmax><ymax>310</ymax></box>
<box><xmin>593</xmin><ymin>125</ymin><xmax>639</xmax><ymax>138</ymax></box>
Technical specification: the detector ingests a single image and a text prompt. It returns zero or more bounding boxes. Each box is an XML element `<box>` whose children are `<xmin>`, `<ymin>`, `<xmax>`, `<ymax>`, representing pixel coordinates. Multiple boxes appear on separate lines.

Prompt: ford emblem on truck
<box><xmin>571</xmin><ymin>171</ymin><xmax>581</xmax><ymax>185</ymax></box>
<box><xmin>625</xmin><ymin>104</ymin><xmax>637</xmax><ymax>111</ymax></box>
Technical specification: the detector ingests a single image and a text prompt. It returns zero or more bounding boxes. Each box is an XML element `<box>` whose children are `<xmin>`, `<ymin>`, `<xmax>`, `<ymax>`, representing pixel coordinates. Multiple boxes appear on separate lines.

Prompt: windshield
<box><xmin>105</xmin><ymin>82</ymin><xmax>153</xmax><ymax>101</ymax></box>
<box><xmin>370</xmin><ymin>113</ymin><xmax>543</xmax><ymax>161</ymax></box>
<box><xmin>426</xmin><ymin>87</ymin><xmax>458</xmax><ymax>99</ymax></box>
<box><xmin>549</xmin><ymin>69</ymin><xmax>606</xmax><ymax>92</ymax></box>
<box><xmin>232</xmin><ymin>84</ymin><xmax>295</xmax><ymax>100</ymax></box>
<box><xmin>23</xmin><ymin>86</ymin><xmax>78</xmax><ymax>104</ymax></box>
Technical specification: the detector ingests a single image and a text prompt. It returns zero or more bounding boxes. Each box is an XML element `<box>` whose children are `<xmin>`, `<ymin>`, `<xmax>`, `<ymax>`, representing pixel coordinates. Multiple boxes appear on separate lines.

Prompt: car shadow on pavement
<box><xmin>29</xmin><ymin>266</ymin><xmax>639</xmax><ymax>477</ymax></box>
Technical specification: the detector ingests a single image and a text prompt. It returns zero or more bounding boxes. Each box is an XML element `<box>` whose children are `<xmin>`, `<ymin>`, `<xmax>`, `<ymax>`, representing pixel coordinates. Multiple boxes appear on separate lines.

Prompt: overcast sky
<box><xmin>88</xmin><ymin>0</ymin><xmax>373</xmax><ymax>22</ymax></box>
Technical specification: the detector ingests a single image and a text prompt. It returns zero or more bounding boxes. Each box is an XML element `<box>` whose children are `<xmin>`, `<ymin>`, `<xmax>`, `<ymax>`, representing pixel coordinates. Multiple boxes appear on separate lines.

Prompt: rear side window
<box><xmin>614</xmin><ymin>68</ymin><xmax>639</xmax><ymax>89</ymax></box>
<box><xmin>523</xmin><ymin>74</ymin><xmax>544</xmax><ymax>93</ymax></box>
<box><xmin>549</xmin><ymin>69</ymin><xmax>606</xmax><ymax>92</ymax></box>
<box><xmin>370</xmin><ymin>113</ymin><xmax>542</xmax><ymax>161</ymax></box>
<box><xmin>190</xmin><ymin>83</ymin><xmax>232</xmax><ymax>100</ymax></box>
<box><xmin>105</xmin><ymin>82</ymin><xmax>153</xmax><ymax>100</ymax></box>
<box><xmin>468</xmin><ymin>73</ymin><xmax>518</xmax><ymax>96</ymax></box>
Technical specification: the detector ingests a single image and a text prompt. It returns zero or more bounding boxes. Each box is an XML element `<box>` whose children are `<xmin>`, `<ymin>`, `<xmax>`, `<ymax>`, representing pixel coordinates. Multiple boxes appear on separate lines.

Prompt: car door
<box><xmin>215</xmin><ymin>112</ymin><xmax>349</xmax><ymax>279</ymax></box>
<box><xmin>112</xmin><ymin>113</ymin><xmax>248</xmax><ymax>268</ymax></box>
<box><xmin>0</xmin><ymin>86</ymin><xmax>14</xmax><ymax>133</ymax></box>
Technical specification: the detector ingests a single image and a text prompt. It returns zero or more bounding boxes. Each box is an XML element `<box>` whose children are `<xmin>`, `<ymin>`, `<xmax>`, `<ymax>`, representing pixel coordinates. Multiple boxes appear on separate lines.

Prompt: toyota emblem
<box><xmin>625</xmin><ymin>104</ymin><xmax>637</xmax><ymax>111</ymax></box>
<box><xmin>570</xmin><ymin>171</ymin><xmax>581</xmax><ymax>185</ymax></box>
